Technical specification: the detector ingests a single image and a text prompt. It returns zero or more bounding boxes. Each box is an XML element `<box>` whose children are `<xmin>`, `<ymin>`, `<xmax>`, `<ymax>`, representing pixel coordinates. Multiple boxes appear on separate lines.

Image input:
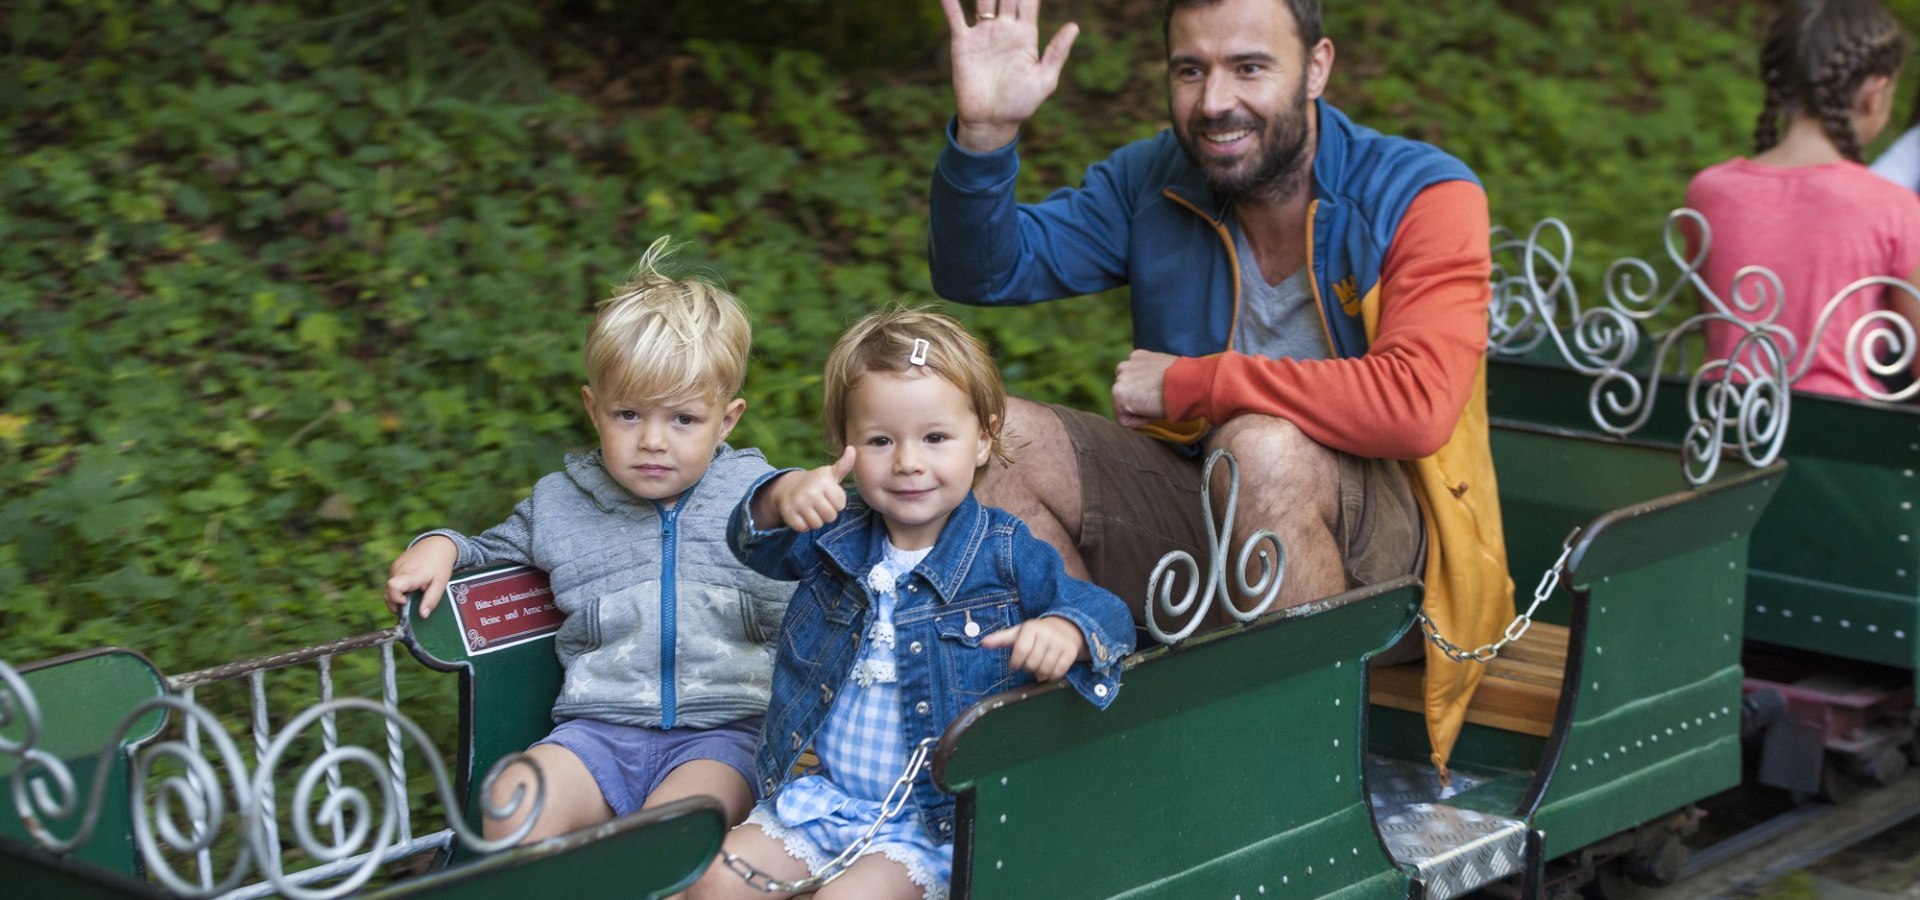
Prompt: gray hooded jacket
<box><xmin>424</xmin><ymin>445</ymin><xmax>791</xmax><ymax>729</ymax></box>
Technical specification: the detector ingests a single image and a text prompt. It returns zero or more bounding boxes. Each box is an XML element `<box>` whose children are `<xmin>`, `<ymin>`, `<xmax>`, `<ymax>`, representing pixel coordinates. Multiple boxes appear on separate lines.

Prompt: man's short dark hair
<box><xmin>1163</xmin><ymin>0</ymin><xmax>1322</xmax><ymax>50</ymax></box>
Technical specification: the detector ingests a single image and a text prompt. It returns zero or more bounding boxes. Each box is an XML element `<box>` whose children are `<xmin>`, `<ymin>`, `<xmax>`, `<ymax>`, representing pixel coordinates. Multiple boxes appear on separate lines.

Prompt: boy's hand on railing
<box><xmin>385</xmin><ymin>536</ymin><xmax>458</xmax><ymax>618</ymax></box>
<box><xmin>982</xmin><ymin>616</ymin><xmax>1088</xmax><ymax>682</ymax></box>
<box><xmin>758</xmin><ymin>447</ymin><xmax>857</xmax><ymax>532</ymax></box>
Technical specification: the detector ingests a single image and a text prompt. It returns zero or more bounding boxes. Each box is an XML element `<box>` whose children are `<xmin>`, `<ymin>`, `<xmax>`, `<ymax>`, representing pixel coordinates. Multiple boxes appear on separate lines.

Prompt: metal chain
<box><xmin>724</xmin><ymin>737</ymin><xmax>940</xmax><ymax>894</ymax></box>
<box><xmin>1417</xmin><ymin>528</ymin><xmax>1578</xmax><ymax>663</ymax></box>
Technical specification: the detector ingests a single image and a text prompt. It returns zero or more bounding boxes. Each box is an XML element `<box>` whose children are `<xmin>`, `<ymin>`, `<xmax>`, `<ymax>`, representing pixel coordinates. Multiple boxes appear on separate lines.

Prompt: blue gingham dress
<box><xmin>746</xmin><ymin>543</ymin><xmax>952</xmax><ymax>899</ymax></box>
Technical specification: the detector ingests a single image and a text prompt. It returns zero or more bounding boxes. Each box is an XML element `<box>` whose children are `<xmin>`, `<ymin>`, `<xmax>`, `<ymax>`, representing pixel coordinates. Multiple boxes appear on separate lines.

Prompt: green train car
<box><xmin>6</xmin><ymin>214</ymin><xmax>1910</xmax><ymax>898</ymax></box>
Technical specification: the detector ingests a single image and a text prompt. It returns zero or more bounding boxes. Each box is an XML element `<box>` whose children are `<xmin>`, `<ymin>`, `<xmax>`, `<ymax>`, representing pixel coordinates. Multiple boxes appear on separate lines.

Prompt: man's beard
<box><xmin>1174</xmin><ymin>79</ymin><xmax>1311</xmax><ymax>203</ymax></box>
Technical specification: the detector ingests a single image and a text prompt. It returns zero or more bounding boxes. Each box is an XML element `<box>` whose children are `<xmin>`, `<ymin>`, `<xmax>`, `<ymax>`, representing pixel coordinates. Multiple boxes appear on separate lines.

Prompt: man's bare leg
<box><xmin>1208</xmin><ymin>416</ymin><xmax>1344</xmax><ymax>612</ymax></box>
<box><xmin>977</xmin><ymin>396</ymin><xmax>1090</xmax><ymax>581</ymax></box>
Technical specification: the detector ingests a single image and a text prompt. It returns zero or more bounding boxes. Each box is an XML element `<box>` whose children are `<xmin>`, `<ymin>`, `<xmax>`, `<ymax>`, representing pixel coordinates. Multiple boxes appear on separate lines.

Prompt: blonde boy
<box><xmin>385</xmin><ymin>238</ymin><xmax>790</xmax><ymax>841</ymax></box>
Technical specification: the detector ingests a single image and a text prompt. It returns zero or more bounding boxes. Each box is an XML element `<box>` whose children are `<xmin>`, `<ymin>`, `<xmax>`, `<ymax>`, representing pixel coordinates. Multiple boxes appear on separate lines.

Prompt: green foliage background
<box><xmin>6</xmin><ymin>0</ymin><xmax>1920</xmax><ymax>677</ymax></box>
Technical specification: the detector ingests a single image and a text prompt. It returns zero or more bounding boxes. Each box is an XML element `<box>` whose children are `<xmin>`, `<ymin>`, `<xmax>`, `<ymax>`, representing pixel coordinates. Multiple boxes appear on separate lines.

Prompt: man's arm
<box><xmin>1160</xmin><ymin>180</ymin><xmax>1493</xmax><ymax>460</ymax></box>
<box><xmin>928</xmin><ymin>0</ymin><xmax>1143</xmax><ymax>305</ymax></box>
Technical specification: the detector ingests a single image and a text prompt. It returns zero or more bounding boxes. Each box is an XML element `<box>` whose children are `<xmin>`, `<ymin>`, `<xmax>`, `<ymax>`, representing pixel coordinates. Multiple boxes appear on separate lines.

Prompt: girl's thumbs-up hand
<box><xmin>762</xmin><ymin>446</ymin><xmax>857</xmax><ymax>533</ymax></box>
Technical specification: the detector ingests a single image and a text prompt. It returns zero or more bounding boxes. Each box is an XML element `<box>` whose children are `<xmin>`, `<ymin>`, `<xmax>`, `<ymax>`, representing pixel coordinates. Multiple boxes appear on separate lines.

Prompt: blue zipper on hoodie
<box><xmin>658</xmin><ymin>497</ymin><xmax>683</xmax><ymax>730</ymax></box>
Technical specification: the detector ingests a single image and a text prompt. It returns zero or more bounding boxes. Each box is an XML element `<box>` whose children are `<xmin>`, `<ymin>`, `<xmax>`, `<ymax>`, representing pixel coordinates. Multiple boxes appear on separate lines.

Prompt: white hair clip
<box><xmin>909</xmin><ymin>338</ymin><xmax>930</xmax><ymax>366</ymax></box>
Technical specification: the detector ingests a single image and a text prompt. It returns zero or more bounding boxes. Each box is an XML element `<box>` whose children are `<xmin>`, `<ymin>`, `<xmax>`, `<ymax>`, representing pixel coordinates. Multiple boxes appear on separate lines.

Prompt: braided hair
<box><xmin>1754</xmin><ymin>0</ymin><xmax>1907</xmax><ymax>162</ymax></box>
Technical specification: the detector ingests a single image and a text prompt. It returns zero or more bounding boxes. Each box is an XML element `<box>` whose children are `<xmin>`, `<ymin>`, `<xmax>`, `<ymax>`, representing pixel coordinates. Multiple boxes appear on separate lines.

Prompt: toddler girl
<box><xmin>689</xmin><ymin>308</ymin><xmax>1134</xmax><ymax>900</ymax></box>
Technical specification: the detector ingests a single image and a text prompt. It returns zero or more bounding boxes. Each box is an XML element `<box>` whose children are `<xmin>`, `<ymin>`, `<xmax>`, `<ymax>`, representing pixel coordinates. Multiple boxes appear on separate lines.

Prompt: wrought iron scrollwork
<box><xmin>1144</xmin><ymin>449</ymin><xmax>1285</xmax><ymax>645</ymax></box>
<box><xmin>1</xmin><ymin>658</ymin><xmax>543</xmax><ymax>898</ymax></box>
<box><xmin>1489</xmin><ymin>209</ymin><xmax>1795</xmax><ymax>485</ymax></box>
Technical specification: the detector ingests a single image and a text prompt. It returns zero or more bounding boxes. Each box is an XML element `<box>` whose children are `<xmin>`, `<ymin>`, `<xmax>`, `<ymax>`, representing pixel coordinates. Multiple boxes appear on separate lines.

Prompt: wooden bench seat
<box><xmin>1370</xmin><ymin>623</ymin><xmax>1570</xmax><ymax>737</ymax></box>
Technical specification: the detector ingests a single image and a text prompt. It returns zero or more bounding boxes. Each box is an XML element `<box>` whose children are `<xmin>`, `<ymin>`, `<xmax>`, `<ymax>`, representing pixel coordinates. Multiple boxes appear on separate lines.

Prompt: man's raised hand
<box><xmin>941</xmin><ymin>0</ymin><xmax>1079</xmax><ymax>153</ymax></box>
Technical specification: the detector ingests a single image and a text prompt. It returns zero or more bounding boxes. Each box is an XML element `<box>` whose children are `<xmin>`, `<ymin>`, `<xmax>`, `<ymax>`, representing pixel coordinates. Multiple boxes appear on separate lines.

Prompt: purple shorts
<box><xmin>536</xmin><ymin>717</ymin><xmax>762</xmax><ymax>816</ymax></box>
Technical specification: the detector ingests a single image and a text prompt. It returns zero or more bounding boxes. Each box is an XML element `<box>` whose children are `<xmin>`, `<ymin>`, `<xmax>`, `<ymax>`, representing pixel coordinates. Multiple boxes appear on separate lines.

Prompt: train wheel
<box><xmin>1791</xmin><ymin>759</ymin><xmax>1868</xmax><ymax>806</ymax></box>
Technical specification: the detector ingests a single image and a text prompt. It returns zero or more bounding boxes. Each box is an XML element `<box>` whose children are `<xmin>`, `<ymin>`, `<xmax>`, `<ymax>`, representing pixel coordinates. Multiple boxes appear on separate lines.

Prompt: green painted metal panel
<box><xmin>938</xmin><ymin>579</ymin><xmax>1419</xmax><ymax>899</ymax></box>
<box><xmin>0</xmin><ymin>650</ymin><xmax>167</xmax><ymax>878</ymax></box>
<box><xmin>1534</xmin><ymin>676</ymin><xmax>1744</xmax><ymax>854</ymax></box>
<box><xmin>401</xmin><ymin>565</ymin><xmax>565</xmax><ymax>856</ymax></box>
<box><xmin>1530</xmin><ymin>464</ymin><xmax>1781</xmax><ymax>856</ymax></box>
<box><xmin>371</xmin><ymin>798</ymin><xmax>725</xmax><ymax>900</ymax></box>
<box><xmin>1369</xmin><ymin>706</ymin><xmax>1547</xmax><ymax>774</ymax></box>
<box><xmin>1747</xmin><ymin>572</ymin><xmax>1919</xmax><ymax>668</ymax></box>
<box><xmin>0</xmin><ymin>835</ymin><xmax>167</xmax><ymax>899</ymax></box>
<box><xmin>1490</xmin><ymin>357</ymin><xmax>1920</xmax><ymax>677</ymax></box>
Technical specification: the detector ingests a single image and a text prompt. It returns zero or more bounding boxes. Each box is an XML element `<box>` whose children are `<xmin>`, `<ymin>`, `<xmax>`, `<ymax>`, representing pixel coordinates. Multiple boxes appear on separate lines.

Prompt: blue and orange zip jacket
<box><xmin>928</xmin><ymin>99</ymin><xmax>1514</xmax><ymax>774</ymax></box>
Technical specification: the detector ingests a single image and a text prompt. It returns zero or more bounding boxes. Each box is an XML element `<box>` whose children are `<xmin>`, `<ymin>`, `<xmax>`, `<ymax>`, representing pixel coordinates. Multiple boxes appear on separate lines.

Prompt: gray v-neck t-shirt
<box><xmin>1230</xmin><ymin>222</ymin><xmax>1332</xmax><ymax>361</ymax></box>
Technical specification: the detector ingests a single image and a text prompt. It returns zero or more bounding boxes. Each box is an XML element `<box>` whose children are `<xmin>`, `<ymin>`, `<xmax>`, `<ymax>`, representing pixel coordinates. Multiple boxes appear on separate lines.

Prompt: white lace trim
<box><xmin>866</xmin><ymin>563</ymin><xmax>898</xmax><ymax>596</ymax></box>
<box><xmin>742</xmin><ymin>808</ymin><xmax>948</xmax><ymax>900</ymax></box>
<box><xmin>872</xmin><ymin>841</ymin><xmax>950</xmax><ymax>900</ymax></box>
<box><xmin>744</xmin><ymin>806</ymin><xmax>832</xmax><ymax>872</ymax></box>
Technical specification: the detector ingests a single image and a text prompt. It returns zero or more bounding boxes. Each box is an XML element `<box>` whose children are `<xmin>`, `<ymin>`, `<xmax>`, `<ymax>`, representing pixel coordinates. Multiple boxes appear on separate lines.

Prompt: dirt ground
<box><xmin>1749</xmin><ymin>823</ymin><xmax>1920</xmax><ymax>899</ymax></box>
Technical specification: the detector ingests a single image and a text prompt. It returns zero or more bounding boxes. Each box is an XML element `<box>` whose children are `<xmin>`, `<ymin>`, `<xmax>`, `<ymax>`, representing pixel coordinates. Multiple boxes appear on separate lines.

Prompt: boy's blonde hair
<box><xmin>585</xmin><ymin>236</ymin><xmax>751</xmax><ymax>405</ymax></box>
<box><xmin>822</xmin><ymin>307</ymin><xmax>1012</xmax><ymax>477</ymax></box>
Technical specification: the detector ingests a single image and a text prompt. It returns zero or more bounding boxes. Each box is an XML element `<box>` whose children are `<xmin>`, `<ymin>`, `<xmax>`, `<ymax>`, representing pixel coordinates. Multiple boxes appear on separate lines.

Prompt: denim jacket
<box><xmin>729</xmin><ymin>474</ymin><xmax>1135</xmax><ymax>842</ymax></box>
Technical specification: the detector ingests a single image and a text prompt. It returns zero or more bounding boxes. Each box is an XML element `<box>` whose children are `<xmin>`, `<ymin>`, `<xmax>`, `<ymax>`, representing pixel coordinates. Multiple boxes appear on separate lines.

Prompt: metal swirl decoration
<box><xmin>1145</xmin><ymin>449</ymin><xmax>1286</xmax><ymax>645</ymax></box>
<box><xmin>1</xmin><ymin>659</ymin><xmax>543</xmax><ymax>898</ymax></box>
<box><xmin>1489</xmin><ymin>209</ymin><xmax>1795</xmax><ymax>486</ymax></box>
<box><xmin>248</xmin><ymin>698</ymin><xmax>542</xmax><ymax>899</ymax></box>
<box><xmin>132</xmin><ymin>697</ymin><xmax>258</xmax><ymax>895</ymax></box>
<box><xmin>1488</xmin><ymin>217</ymin><xmax>1577</xmax><ymax>356</ymax></box>
<box><xmin>1795</xmin><ymin>276</ymin><xmax>1920</xmax><ymax>402</ymax></box>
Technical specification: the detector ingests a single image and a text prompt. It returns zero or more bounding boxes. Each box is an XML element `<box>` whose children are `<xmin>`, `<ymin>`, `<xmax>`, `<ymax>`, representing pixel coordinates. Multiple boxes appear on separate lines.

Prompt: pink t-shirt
<box><xmin>1686</xmin><ymin>158</ymin><xmax>1920</xmax><ymax>398</ymax></box>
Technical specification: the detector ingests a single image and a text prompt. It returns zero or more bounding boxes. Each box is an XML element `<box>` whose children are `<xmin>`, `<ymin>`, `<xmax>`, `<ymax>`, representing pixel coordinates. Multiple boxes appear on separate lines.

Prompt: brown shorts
<box><xmin>1048</xmin><ymin>404</ymin><xmax>1427</xmax><ymax>616</ymax></box>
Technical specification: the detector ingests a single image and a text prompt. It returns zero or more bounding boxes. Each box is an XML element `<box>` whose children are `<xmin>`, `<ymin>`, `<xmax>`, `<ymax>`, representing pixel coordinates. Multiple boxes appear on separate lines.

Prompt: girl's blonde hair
<box><xmin>1755</xmin><ymin>0</ymin><xmax>1907</xmax><ymax>162</ymax></box>
<box><xmin>585</xmin><ymin>236</ymin><xmax>751</xmax><ymax>405</ymax></box>
<box><xmin>822</xmin><ymin>307</ymin><xmax>1012</xmax><ymax>478</ymax></box>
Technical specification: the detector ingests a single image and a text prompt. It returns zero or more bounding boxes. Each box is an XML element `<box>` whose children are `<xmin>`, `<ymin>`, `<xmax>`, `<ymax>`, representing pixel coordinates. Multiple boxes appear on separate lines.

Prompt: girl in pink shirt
<box><xmin>1687</xmin><ymin>0</ymin><xmax>1920</xmax><ymax>399</ymax></box>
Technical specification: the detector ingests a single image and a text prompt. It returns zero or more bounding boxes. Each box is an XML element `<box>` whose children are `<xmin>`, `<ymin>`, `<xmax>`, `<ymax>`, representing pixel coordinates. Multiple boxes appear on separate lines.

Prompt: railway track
<box><xmin>1640</xmin><ymin>769</ymin><xmax>1920</xmax><ymax>898</ymax></box>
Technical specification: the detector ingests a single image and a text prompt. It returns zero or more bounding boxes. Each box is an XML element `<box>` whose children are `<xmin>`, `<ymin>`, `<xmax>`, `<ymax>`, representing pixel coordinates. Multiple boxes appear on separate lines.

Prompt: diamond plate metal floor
<box><xmin>1367</xmin><ymin>755</ymin><xmax>1531</xmax><ymax>899</ymax></box>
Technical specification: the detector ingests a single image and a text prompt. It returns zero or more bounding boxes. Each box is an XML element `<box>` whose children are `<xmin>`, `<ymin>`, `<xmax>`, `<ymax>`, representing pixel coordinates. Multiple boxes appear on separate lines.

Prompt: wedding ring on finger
<box><xmin>978</xmin><ymin>12</ymin><xmax>996</xmax><ymax>19</ymax></box>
